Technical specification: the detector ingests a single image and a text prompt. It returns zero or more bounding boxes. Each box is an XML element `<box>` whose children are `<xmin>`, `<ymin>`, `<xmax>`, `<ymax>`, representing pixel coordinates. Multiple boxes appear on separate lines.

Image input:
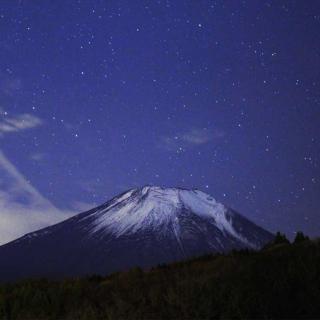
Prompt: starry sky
<box><xmin>0</xmin><ymin>0</ymin><xmax>319</xmax><ymax>244</ymax></box>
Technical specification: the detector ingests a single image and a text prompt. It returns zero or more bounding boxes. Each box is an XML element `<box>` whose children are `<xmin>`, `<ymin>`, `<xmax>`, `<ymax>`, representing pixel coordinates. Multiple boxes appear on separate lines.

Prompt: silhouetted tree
<box><xmin>293</xmin><ymin>231</ymin><xmax>309</xmax><ymax>244</ymax></box>
<box><xmin>273</xmin><ymin>232</ymin><xmax>290</xmax><ymax>245</ymax></box>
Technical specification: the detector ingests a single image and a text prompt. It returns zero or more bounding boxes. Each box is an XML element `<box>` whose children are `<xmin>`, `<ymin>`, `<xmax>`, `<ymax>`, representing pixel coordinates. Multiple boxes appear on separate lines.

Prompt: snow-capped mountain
<box><xmin>0</xmin><ymin>186</ymin><xmax>273</xmax><ymax>281</ymax></box>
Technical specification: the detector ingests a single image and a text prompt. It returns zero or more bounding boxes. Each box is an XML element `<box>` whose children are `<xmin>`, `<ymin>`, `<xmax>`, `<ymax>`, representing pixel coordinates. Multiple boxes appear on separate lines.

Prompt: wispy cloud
<box><xmin>0</xmin><ymin>109</ymin><xmax>74</xmax><ymax>245</ymax></box>
<box><xmin>0</xmin><ymin>110</ymin><xmax>43</xmax><ymax>136</ymax></box>
<box><xmin>29</xmin><ymin>152</ymin><xmax>46</xmax><ymax>162</ymax></box>
<box><xmin>0</xmin><ymin>151</ymin><xmax>75</xmax><ymax>245</ymax></box>
<box><xmin>182</xmin><ymin>128</ymin><xmax>218</xmax><ymax>145</ymax></box>
<box><xmin>160</xmin><ymin>128</ymin><xmax>225</xmax><ymax>151</ymax></box>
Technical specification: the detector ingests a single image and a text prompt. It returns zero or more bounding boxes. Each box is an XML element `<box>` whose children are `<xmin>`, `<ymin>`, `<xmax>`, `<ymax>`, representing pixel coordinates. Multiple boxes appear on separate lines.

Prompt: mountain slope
<box><xmin>0</xmin><ymin>186</ymin><xmax>273</xmax><ymax>281</ymax></box>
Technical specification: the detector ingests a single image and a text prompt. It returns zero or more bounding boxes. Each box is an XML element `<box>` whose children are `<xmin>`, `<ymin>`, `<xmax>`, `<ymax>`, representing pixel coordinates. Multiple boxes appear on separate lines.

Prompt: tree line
<box><xmin>0</xmin><ymin>232</ymin><xmax>319</xmax><ymax>319</ymax></box>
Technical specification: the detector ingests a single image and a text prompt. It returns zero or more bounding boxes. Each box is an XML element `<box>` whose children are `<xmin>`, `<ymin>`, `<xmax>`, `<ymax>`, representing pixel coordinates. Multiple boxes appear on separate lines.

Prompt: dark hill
<box><xmin>0</xmin><ymin>238</ymin><xmax>319</xmax><ymax>319</ymax></box>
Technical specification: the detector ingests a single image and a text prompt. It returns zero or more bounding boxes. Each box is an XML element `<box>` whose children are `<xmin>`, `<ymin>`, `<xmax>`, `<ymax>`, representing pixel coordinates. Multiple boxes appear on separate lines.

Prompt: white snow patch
<box><xmin>88</xmin><ymin>186</ymin><xmax>253</xmax><ymax>247</ymax></box>
<box><xmin>180</xmin><ymin>190</ymin><xmax>254</xmax><ymax>247</ymax></box>
<box><xmin>90</xmin><ymin>187</ymin><xmax>181</xmax><ymax>237</ymax></box>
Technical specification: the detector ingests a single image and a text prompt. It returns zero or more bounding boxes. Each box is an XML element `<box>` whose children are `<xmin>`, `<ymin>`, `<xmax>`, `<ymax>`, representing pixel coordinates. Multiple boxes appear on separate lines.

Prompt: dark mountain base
<box><xmin>1</xmin><ymin>239</ymin><xmax>319</xmax><ymax>320</ymax></box>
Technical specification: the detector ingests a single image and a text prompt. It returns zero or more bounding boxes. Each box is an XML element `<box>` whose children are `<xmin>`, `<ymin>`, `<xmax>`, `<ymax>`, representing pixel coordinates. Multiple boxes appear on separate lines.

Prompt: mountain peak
<box><xmin>138</xmin><ymin>185</ymin><xmax>192</xmax><ymax>195</ymax></box>
<box><xmin>84</xmin><ymin>186</ymin><xmax>230</xmax><ymax>239</ymax></box>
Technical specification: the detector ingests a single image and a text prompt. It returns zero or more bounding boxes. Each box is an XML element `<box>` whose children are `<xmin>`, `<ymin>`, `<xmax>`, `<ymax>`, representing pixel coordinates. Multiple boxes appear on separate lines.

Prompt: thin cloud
<box><xmin>182</xmin><ymin>128</ymin><xmax>215</xmax><ymax>145</ymax></box>
<box><xmin>0</xmin><ymin>151</ymin><xmax>75</xmax><ymax>245</ymax></box>
<box><xmin>0</xmin><ymin>112</ymin><xmax>43</xmax><ymax>135</ymax></box>
<box><xmin>29</xmin><ymin>153</ymin><xmax>46</xmax><ymax>162</ymax></box>
<box><xmin>161</xmin><ymin>128</ymin><xmax>225</xmax><ymax>151</ymax></box>
<box><xmin>0</xmin><ymin>110</ymin><xmax>74</xmax><ymax>245</ymax></box>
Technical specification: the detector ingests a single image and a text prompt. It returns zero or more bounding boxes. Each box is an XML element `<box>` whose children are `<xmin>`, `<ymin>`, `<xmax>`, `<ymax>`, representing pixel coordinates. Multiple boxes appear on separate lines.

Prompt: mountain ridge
<box><xmin>0</xmin><ymin>186</ymin><xmax>274</xmax><ymax>281</ymax></box>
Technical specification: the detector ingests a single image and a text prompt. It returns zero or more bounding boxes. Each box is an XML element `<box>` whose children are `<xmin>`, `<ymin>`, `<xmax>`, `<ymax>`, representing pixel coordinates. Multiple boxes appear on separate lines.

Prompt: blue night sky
<box><xmin>0</xmin><ymin>0</ymin><xmax>319</xmax><ymax>244</ymax></box>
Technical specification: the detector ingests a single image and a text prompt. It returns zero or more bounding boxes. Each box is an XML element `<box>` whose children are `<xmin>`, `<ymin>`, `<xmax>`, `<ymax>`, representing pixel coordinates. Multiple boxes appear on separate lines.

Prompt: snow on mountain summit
<box><xmin>83</xmin><ymin>186</ymin><xmax>246</xmax><ymax>244</ymax></box>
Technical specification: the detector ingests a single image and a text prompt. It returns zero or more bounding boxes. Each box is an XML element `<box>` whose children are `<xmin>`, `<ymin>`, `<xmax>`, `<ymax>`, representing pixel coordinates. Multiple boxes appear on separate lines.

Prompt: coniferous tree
<box><xmin>293</xmin><ymin>231</ymin><xmax>309</xmax><ymax>244</ymax></box>
<box><xmin>273</xmin><ymin>232</ymin><xmax>290</xmax><ymax>245</ymax></box>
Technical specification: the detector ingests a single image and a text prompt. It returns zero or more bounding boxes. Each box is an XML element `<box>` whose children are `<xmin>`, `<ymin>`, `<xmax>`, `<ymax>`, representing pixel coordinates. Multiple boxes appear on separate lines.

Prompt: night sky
<box><xmin>0</xmin><ymin>0</ymin><xmax>319</xmax><ymax>244</ymax></box>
